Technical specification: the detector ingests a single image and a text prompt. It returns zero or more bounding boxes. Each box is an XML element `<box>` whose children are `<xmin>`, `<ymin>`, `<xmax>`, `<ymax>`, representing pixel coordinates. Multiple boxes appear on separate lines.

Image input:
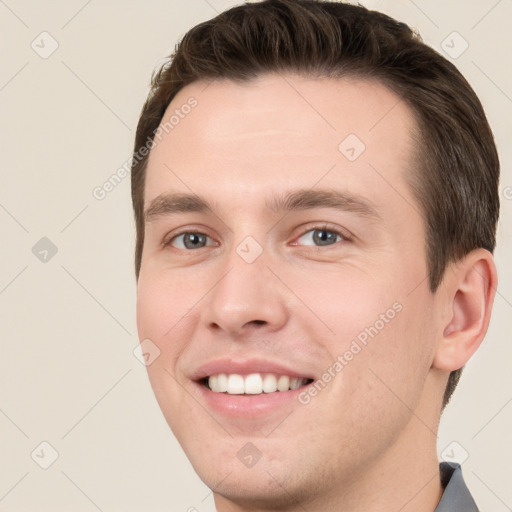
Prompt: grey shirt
<box><xmin>434</xmin><ymin>462</ymin><xmax>479</xmax><ymax>511</ymax></box>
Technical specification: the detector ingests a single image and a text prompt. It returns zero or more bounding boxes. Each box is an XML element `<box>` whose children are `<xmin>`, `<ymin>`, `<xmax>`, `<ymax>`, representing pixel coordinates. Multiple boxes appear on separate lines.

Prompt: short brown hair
<box><xmin>131</xmin><ymin>0</ymin><xmax>500</xmax><ymax>407</ymax></box>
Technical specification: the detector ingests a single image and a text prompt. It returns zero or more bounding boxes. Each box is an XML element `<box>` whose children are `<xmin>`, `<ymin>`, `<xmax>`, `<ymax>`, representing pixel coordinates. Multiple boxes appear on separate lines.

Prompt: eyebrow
<box><xmin>144</xmin><ymin>189</ymin><xmax>381</xmax><ymax>223</ymax></box>
<box><xmin>145</xmin><ymin>193</ymin><xmax>211</xmax><ymax>222</ymax></box>
<box><xmin>266</xmin><ymin>189</ymin><xmax>381</xmax><ymax>220</ymax></box>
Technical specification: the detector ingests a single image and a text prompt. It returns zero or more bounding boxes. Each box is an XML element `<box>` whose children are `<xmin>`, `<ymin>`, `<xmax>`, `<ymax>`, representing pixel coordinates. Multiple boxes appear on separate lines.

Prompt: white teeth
<box><xmin>207</xmin><ymin>373</ymin><xmax>309</xmax><ymax>394</ymax></box>
<box><xmin>277</xmin><ymin>375</ymin><xmax>290</xmax><ymax>392</ymax></box>
<box><xmin>244</xmin><ymin>373</ymin><xmax>263</xmax><ymax>394</ymax></box>
<box><xmin>262</xmin><ymin>374</ymin><xmax>277</xmax><ymax>393</ymax></box>
<box><xmin>209</xmin><ymin>375</ymin><xmax>219</xmax><ymax>392</ymax></box>
<box><xmin>290</xmin><ymin>377</ymin><xmax>301</xmax><ymax>390</ymax></box>
<box><xmin>227</xmin><ymin>374</ymin><xmax>245</xmax><ymax>394</ymax></box>
<box><xmin>217</xmin><ymin>373</ymin><xmax>228</xmax><ymax>392</ymax></box>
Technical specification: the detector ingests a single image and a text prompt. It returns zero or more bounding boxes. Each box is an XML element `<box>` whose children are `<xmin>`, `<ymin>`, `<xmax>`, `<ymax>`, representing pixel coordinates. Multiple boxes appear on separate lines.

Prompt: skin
<box><xmin>136</xmin><ymin>74</ymin><xmax>497</xmax><ymax>511</ymax></box>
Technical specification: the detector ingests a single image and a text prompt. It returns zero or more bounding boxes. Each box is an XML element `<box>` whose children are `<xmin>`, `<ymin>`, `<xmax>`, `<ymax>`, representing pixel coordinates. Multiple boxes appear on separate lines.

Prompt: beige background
<box><xmin>0</xmin><ymin>0</ymin><xmax>510</xmax><ymax>510</ymax></box>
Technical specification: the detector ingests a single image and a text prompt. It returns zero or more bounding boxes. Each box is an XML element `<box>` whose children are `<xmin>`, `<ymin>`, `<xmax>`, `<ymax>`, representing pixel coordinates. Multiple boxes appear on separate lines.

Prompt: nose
<box><xmin>200</xmin><ymin>246</ymin><xmax>289</xmax><ymax>339</ymax></box>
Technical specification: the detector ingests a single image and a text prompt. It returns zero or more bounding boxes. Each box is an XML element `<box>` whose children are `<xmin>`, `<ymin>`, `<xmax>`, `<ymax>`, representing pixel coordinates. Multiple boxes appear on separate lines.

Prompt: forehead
<box><xmin>144</xmin><ymin>74</ymin><xmax>419</xmax><ymax>217</ymax></box>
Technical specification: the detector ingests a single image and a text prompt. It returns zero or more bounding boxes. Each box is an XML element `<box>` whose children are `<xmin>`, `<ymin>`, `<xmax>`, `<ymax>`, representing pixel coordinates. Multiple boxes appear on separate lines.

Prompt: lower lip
<box><xmin>194</xmin><ymin>381</ymin><xmax>311</xmax><ymax>418</ymax></box>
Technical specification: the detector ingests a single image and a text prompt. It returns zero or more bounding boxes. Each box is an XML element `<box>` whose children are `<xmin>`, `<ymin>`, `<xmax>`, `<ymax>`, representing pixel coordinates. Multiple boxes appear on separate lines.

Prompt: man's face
<box><xmin>137</xmin><ymin>75</ymin><xmax>443</xmax><ymax>506</ymax></box>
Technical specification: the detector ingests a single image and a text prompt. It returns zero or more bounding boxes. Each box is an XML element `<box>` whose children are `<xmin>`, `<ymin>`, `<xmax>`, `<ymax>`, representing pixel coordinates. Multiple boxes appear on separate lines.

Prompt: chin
<box><xmin>185</xmin><ymin>441</ymin><xmax>328</xmax><ymax>511</ymax></box>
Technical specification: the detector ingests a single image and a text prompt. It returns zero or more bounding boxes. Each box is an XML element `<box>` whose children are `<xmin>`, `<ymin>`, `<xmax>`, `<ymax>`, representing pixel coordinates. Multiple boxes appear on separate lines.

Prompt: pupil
<box><xmin>313</xmin><ymin>229</ymin><xmax>336</xmax><ymax>246</ymax></box>
<box><xmin>184</xmin><ymin>233</ymin><xmax>205</xmax><ymax>249</ymax></box>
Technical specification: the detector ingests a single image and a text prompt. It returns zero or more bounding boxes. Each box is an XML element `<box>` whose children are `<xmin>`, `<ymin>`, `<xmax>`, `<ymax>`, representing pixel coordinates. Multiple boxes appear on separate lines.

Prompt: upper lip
<box><xmin>190</xmin><ymin>358</ymin><xmax>315</xmax><ymax>381</ymax></box>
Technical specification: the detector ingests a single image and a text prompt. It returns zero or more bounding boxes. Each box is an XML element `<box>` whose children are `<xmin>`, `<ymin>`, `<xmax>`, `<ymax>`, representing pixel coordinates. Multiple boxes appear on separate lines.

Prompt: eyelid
<box><xmin>161</xmin><ymin>222</ymin><xmax>352</xmax><ymax>249</ymax></box>
<box><xmin>290</xmin><ymin>222</ymin><xmax>352</xmax><ymax>245</ymax></box>
<box><xmin>161</xmin><ymin>226</ymin><xmax>218</xmax><ymax>248</ymax></box>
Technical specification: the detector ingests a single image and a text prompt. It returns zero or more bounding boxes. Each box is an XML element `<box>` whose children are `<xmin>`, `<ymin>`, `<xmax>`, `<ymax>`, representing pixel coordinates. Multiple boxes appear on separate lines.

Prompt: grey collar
<box><xmin>434</xmin><ymin>462</ymin><xmax>479</xmax><ymax>512</ymax></box>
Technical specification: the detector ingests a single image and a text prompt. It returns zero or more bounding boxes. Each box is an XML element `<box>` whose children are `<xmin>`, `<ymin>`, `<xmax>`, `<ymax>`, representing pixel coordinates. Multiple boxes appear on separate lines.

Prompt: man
<box><xmin>131</xmin><ymin>1</ymin><xmax>499</xmax><ymax>510</ymax></box>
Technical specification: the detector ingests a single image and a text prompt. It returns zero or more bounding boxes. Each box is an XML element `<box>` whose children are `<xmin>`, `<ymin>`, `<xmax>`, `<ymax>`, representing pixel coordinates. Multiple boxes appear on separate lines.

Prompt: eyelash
<box><xmin>162</xmin><ymin>223</ymin><xmax>351</xmax><ymax>250</ymax></box>
<box><xmin>291</xmin><ymin>223</ymin><xmax>350</xmax><ymax>246</ymax></box>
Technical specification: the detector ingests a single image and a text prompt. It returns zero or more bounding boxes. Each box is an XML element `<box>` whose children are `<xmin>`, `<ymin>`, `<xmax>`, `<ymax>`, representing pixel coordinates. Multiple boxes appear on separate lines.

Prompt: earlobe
<box><xmin>433</xmin><ymin>249</ymin><xmax>497</xmax><ymax>372</ymax></box>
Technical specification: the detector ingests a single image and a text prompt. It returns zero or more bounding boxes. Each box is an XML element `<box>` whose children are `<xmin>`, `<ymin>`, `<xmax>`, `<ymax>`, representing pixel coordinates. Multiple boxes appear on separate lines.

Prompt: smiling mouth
<box><xmin>202</xmin><ymin>373</ymin><xmax>314</xmax><ymax>395</ymax></box>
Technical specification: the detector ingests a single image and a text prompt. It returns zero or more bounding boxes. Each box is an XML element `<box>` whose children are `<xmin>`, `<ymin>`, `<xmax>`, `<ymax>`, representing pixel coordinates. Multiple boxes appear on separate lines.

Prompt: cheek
<box><xmin>135</xmin><ymin>271</ymin><xmax>197</xmax><ymax>407</ymax></box>
<box><xmin>136</xmin><ymin>273</ymin><xmax>195</xmax><ymax>434</ymax></box>
<box><xmin>291</xmin><ymin>264</ymin><xmax>401</xmax><ymax>347</ymax></box>
<box><xmin>303</xmin><ymin>262</ymin><xmax>435</xmax><ymax>402</ymax></box>
<box><xmin>312</xmin><ymin>288</ymin><xmax>435</xmax><ymax>465</ymax></box>
<box><xmin>136</xmin><ymin>269</ymin><xmax>197</xmax><ymax>344</ymax></box>
<box><xmin>335</xmin><ymin>287</ymin><xmax>435</xmax><ymax>426</ymax></box>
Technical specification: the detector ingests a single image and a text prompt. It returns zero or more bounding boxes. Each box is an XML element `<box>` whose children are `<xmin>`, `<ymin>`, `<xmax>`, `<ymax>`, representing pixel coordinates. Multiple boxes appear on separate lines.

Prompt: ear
<box><xmin>432</xmin><ymin>249</ymin><xmax>497</xmax><ymax>372</ymax></box>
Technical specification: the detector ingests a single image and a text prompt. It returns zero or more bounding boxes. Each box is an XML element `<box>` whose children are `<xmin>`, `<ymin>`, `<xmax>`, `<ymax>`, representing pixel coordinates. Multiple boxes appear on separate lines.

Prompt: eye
<box><xmin>167</xmin><ymin>232</ymin><xmax>216</xmax><ymax>250</ymax></box>
<box><xmin>294</xmin><ymin>226</ymin><xmax>346</xmax><ymax>247</ymax></box>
